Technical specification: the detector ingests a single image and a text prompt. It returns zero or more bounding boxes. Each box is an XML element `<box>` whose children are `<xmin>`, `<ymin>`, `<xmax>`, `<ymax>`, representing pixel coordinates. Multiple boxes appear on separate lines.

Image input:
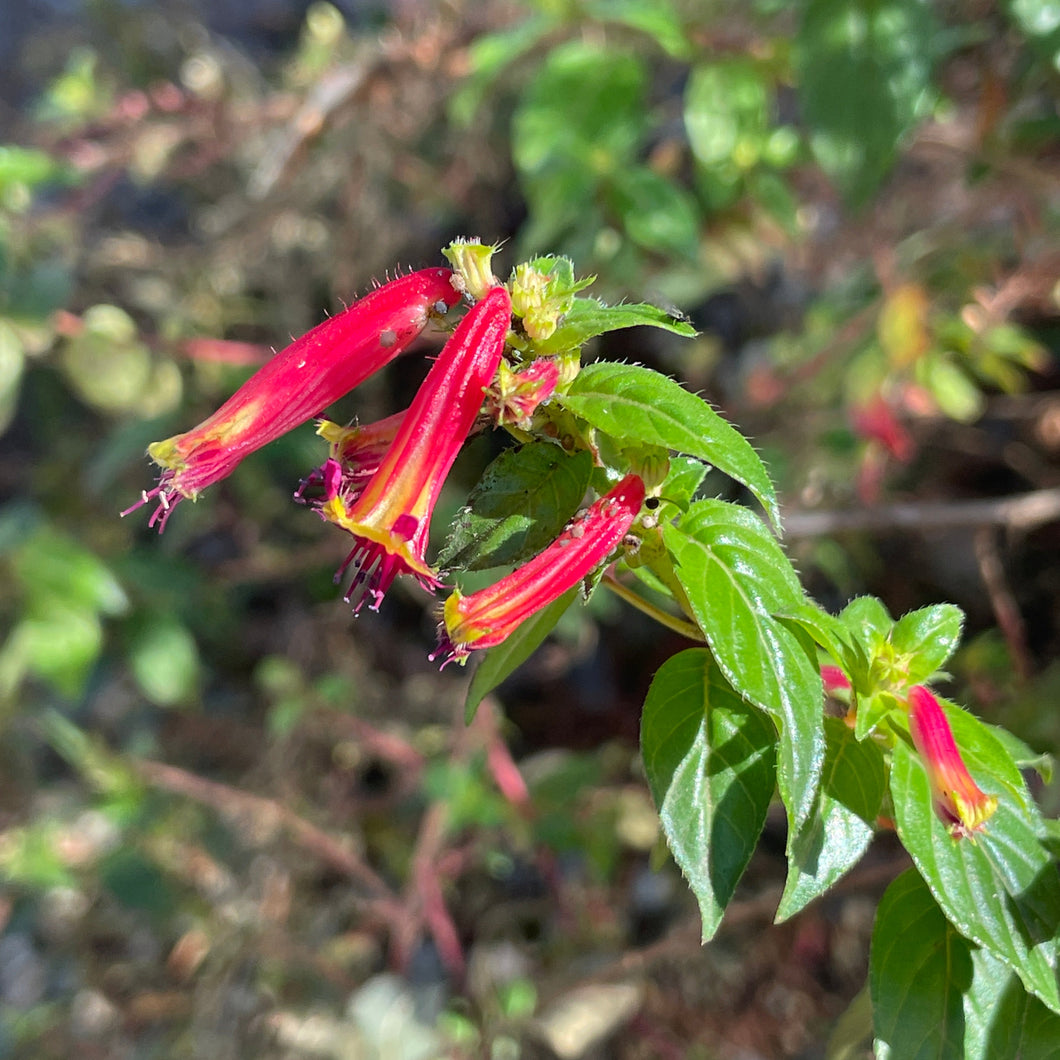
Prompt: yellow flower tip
<box><xmin>321</xmin><ymin>495</ymin><xmax>349</xmax><ymax>527</ymax></box>
<box><xmin>441</xmin><ymin>588</ymin><xmax>490</xmax><ymax>650</ymax></box>
<box><xmin>146</xmin><ymin>435</ymin><xmax>187</xmax><ymax>472</ymax></box>
<box><xmin>948</xmin><ymin>789</ymin><xmax>998</xmax><ymax>841</ymax></box>
<box><xmin>429</xmin><ymin>588</ymin><xmax>478</xmax><ymax>668</ymax></box>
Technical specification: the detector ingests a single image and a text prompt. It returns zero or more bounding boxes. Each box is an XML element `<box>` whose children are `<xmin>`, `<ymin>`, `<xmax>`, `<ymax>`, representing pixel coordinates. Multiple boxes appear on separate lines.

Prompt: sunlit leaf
<box><xmin>439</xmin><ymin>445</ymin><xmax>594</xmax><ymax>571</ymax></box>
<box><xmin>536</xmin><ymin>298</ymin><xmax>696</xmax><ymax>354</ymax></box>
<box><xmin>889</xmin><ymin>603</ymin><xmax>965</xmax><ymax>682</ymax></box>
<box><xmin>871</xmin><ymin>869</ymin><xmax>972</xmax><ymax>1056</ymax></box>
<box><xmin>778</xmin><ymin>718</ymin><xmax>885</xmax><ymax>920</ymax></box>
<box><xmin>562</xmin><ymin>362</ymin><xmax>778</xmax><ymax>526</ymax></box>
<box><xmin>663</xmin><ymin>501</ymin><xmax>823</xmax><ymax>830</ymax></box>
<box><xmin>641</xmin><ymin>648</ymin><xmax>776</xmax><ymax>939</ymax></box>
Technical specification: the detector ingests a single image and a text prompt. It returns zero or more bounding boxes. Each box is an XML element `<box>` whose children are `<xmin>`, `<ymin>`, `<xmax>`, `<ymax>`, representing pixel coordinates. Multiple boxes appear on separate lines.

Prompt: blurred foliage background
<box><xmin>1</xmin><ymin>1</ymin><xmax>1058</xmax><ymax>1057</ymax></box>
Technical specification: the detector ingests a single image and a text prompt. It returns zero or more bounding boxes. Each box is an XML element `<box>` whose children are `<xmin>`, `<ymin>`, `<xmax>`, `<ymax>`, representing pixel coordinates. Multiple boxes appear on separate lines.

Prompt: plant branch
<box><xmin>133</xmin><ymin>758</ymin><xmax>402</xmax><ymax>920</ymax></box>
<box><xmin>603</xmin><ymin>573</ymin><xmax>705</xmax><ymax>642</ymax></box>
<box><xmin>782</xmin><ymin>487</ymin><xmax>1060</xmax><ymax>539</ymax></box>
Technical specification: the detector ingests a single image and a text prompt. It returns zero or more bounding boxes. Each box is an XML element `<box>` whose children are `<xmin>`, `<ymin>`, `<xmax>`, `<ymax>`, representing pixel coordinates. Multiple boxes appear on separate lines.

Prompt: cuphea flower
<box><xmin>294</xmin><ymin>411</ymin><xmax>408</xmax><ymax>510</ymax></box>
<box><xmin>851</xmin><ymin>393</ymin><xmax>914</xmax><ymax>462</ymax></box>
<box><xmin>820</xmin><ymin>665</ymin><xmax>851</xmax><ymax>692</ymax></box>
<box><xmin>486</xmin><ymin>358</ymin><xmax>559</xmax><ymax>429</ymax></box>
<box><xmin>432</xmin><ymin>473</ymin><xmax>646</xmax><ymax>666</ymax></box>
<box><xmin>906</xmin><ymin>684</ymin><xmax>998</xmax><ymax>839</ymax></box>
<box><xmin>319</xmin><ymin>285</ymin><xmax>512</xmax><ymax>613</ymax></box>
<box><xmin>124</xmin><ymin>268</ymin><xmax>461</xmax><ymax>531</ymax></box>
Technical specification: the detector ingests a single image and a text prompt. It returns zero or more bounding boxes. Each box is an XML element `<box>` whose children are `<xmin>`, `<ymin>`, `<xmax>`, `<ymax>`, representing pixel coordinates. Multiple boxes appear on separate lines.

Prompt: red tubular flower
<box><xmin>432</xmin><ymin>473</ymin><xmax>646</xmax><ymax>666</ymax></box>
<box><xmin>820</xmin><ymin>665</ymin><xmax>851</xmax><ymax>692</ymax></box>
<box><xmin>321</xmin><ymin>285</ymin><xmax>512</xmax><ymax>613</ymax></box>
<box><xmin>123</xmin><ymin>268</ymin><xmax>462</xmax><ymax>530</ymax></box>
<box><xmin>294</xmin><ymin>411</ymin><xmax>408</xmax><ymax>509</ymax></box>
<box><xmin>487</xmin><ymin>358</ymin><xmax>560</xmax><ymax>429</ymax></box>
<box><xmin>851</xmin><ymin>394</ymin><xmax>914</xmax><ymax>462</ymax></box>
<box><xmin>906</xmin><ymin>684</ymin><xmax>998</xmax><ymax>839</ymax></box>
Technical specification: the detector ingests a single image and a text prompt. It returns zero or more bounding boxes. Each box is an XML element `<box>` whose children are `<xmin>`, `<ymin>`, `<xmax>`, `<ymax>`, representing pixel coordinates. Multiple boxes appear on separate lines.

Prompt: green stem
<box><xmin>602</xmin><ymin>573</ymin><xmax>705</xmax><ymax>642</ymax></box>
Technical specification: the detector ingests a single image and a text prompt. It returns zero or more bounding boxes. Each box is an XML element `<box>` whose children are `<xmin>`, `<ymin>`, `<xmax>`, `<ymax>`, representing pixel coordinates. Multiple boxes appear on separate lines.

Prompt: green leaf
<box><xmin>536</xmin><ymin>298</ymin><xmax>697</xmax><ymax>355</ymax></box>
<box><xmin>128</xmin><ymin>613</ymin><xmax>200</xmax><ymax>708</ymax></box>
<box><xmin>607</xmin><ymin>165</ymin><xmax>700</xmax><ymax>259</ymax></box>
<box><xmin>988</xmin><ymin>726</ymin><xmax>1053</xmax><ymax>784</ymax></box>
<box><xmin>890</xmin><ymin>738</ymin><xmax>1060</xmax><ymax>1013</ymax></box>
<box><xmin>663</xmin><ymin>501</ymin><xmax>823</xmax><ymax>830</ymax></box>
<box><xmin>0</xmin><ymin>145</ymin><xmax>70</xmax><ymax>197</ymax></box>
<box><xmin>661</xmin><ymin>456</ymin><xmax>708</xmax><ymax>511</ymax></box>
<box><xmin>779</xmin><ymin>598</ymin><xmax>868</xmax><ymax>685</ymax></box>
<box><xmin>871</xmin><ymin>869</ymin><xmax>973</xmax><ymax>1057</ymax></box>
<box><xmin>922</xmin><ymin>353</ymin><xmax>985</xmax><ymax>423</ymax></box>
<box><xmin>438</xmin><ymin>445</ymin><xmax>594</xmax><ymax>571</ymax></box>
<box><xmin>777</xmin><ymin>718</ymin><xmax>885</xmax><ymax>920</ymax></box>
<box><xmin>0</xmin><ymin>604</ymin><xmax>102</xmax><ymax>698</ymax></box>
<box><xmin>448</xmin><ymin>16</ymin><xmax>552</xmax><ymax>126</ymax></box>
<box><xmin>584</xmin><ymin>0</ymin><xmax>692</xmax><ymax>58</ymax></box>
<box><xmin>514</xmin><ymin>255</ymin><xmax>595</xmax><ymax>308</ymax></box>
<box><xmin>1009</xmin><ymin>0</ymin><xmax>1060</xmax><ymax>38</ymax></box>
<box><xmin>1008</xmin><ymin>0</ymin><xmax>1060</xmax><ymax>69</ymax></box>
<box><xmin>12</xmin><ymin>527</ymin><xmax>129</xmax><ymax>616</ymax></box>
<box><xmin>854</xmin><ymin>690</ymin><xmax>904</xmax><ymax>742</ymax></box>
<box><xmin>685</xmin><ymin>58</ymin><xmax>768</xmax><ymax>169</ymax></box>
<box><xmin>890</xmin><ymin>603</ymin><xmax>965</xmax><ymax>683</ymax></box>
<box><xmin>562</xmin><ymin>362</ymin><xmax>778</xmax><ymax>526</ymax></box>
<box><xmin>964</xmin><ymin>946</ymin><xmax>1060</xmax><ymax>1059</ymax></box>
<box><xmin>513</xmin><ymin>42</ymin><xmax>647</xmax><ymax>173</ymax></box>
<box><xmin>0</xmin><ymin>320</ymin><xmax>25</xmax><ymax>436</ymax></box>
<box><xmin>828</xmin><ymin>986</ymin><xmax>874</xmax><ymax>1060</ymax></box>
<box><xmin>100</xmin><ymin>847</ymin><xmax>176</xmax><ymax>917</ymax></box>
<box><xmin>463</xmin><ymin>587</ymin><xmax>578</xmax><ymax>723</ymax></box>
<box><xmin>512</xmin><ymin>42</ymin><xmax>647</xmax><ymax>229</ymax></box>
<box><xmin>839</xmin><ymin>595</ymin><xmax>893</xmax><ymax>646</ymax></box>
<box><xmin>796</xmin><ymin>0</ymin><xmax>940</xmax><ymax>205</ymax></box>
<box><xmin>641</xmin><ymin>648</ymin><xmax>776</xmax><ymax>940</ymax></box>
<box><xmin>62</xmin><ymin>303</ymin><xmax>155</xmax><ymax>414</ymax></box>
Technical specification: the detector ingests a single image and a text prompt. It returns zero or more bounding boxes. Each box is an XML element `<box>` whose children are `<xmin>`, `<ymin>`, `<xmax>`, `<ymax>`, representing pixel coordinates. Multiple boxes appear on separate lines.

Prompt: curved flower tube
<box><xmin>124</xmin><ymin>267</ymin><xmax>462</xmax><ymax>530</ymax></box>
<box><xmin>432</xmin><ymin>473</ymin><xmax>646</xmax><ymax>666</ymax></box>
<box><xmin>906</xmin><ymin>684</ymin><xmax>998</xmax><ymax>839</ymax></box>
<box><xmin>321</xmin><ymin>285</ymin><xmax>512</xmax><ymax>613</ymax></box>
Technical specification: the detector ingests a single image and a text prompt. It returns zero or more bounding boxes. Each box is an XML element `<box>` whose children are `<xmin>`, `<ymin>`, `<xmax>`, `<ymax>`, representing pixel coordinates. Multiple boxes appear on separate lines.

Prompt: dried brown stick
<box><xmin>133</xmin><ymin>758</ymin><xmax>402</xmax><ymax>919</ymax></box>
<box><xmin>782</xmin><ymin>487</ymin><xmax>1060</xmax><ymax>539</ymax></box>
<box><xmin>974</xmin><ymin>526</ymin><xmax>1032</xmax><ymax>682</ymax></box>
